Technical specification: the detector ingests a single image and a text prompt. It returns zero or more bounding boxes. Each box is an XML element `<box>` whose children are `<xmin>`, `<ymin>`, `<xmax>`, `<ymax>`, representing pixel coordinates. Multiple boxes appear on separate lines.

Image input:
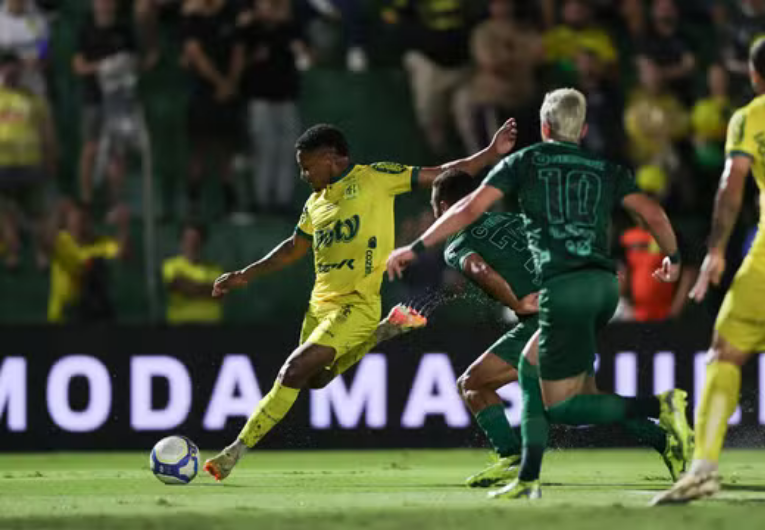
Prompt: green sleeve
<box><xmin>614</xmin><ymin>166</ymin><xmax>640</xmax><ymax>200</ymax></box>
<box><xmin>162</xmin><ymin>259</ymin><xmax>177</xmax><ymax>284</ymax></box>
<box><xmin>483</xmin><ymin>153</ymin><xmax>520</xmax><ymax>194</ymax></box>
<box><xmin>444</xmin><ymin>235</ymin><xmax>477</xmax><ymax>272</ymax></box>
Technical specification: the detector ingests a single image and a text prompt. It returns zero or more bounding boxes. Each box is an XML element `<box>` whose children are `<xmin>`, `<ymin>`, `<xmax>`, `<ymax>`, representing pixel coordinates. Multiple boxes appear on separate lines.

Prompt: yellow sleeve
<box><xmin>726</xmin><ymin>107</ymin><xmax>756</xmax><ymax>159</ymax></box>
<box><xmin>53</xmin><ymin>232</ymin><xmax>84</xmax><ymax>273</ymax></box>
<box><xmin>295</xmin><ymin>200</ymin><xmax>314</xmax><ymax>240</ymax></box>
<box><xmin>91</xmin><ymin>238</ymin><xmax>119</xmax><ymax>260</ymax></box>
<box><xmin>162</xmin><ymin>258</ymin><xmax>178</xmax><ymax>284</ymax></box>
<box><xmin>369</xmin><ymin>162</ymin><xmax>420</xmax><ymax>196</ymax></box>
<box><xmin>206</xmin><ymin>265</ymin><xmax>223</xmax><ymax>283</ymax></box>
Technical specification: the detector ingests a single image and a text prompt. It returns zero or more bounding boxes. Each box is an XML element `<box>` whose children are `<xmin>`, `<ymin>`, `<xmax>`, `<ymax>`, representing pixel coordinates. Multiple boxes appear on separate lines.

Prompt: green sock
<box><xmin>518</xmin><ymin>356</ymin><xmax>548</xmax><ymax>482</ymax></box>
<box><xmin>475</xmin><ymin>403</ymin><xmax>520</xmax><ymax>457</ymax></box>
<box><xmin>546</xmin><ymin>394</ymin><xmax>660</xmax><ymax>425</ymax></box>
<box><xmin>622</xmin><ymin>419</ymin><xmax>666</xmax><ymax>454</ymax></box>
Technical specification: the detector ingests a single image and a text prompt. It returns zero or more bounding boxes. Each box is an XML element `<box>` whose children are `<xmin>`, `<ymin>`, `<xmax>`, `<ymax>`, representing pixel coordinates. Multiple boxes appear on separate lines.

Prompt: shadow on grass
<box><xmin>543</xmin><ymin>482</ymin><xmax>667</xmax><ymax>491</ymax></box>
<box><xmin>723</xmin><ymin>484</ymin><xmax>765</xmax><ymax>493</ymax></box>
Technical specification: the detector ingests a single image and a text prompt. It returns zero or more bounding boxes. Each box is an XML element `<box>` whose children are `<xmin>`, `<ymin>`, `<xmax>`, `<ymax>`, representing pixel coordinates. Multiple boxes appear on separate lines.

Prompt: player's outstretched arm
<box><xmin>387</xmin><ymin>185</ymin><xmax>504</xmax><ymax>280</ymax></box>
<box><xmin>461</xmin><ymin>253</ymin><xmax>539</xmax><ymax>315</ymax></box>
<box><xmin>621</xmin><ymin>192</ymin><xmax>681</xmax><ymax>283</ymax></box>
<box><xmin>212</xmin><ymin>233</ymin><xmax>311</xmax><ymax>298</ymax></box>
<box><xmin>415</xmin><ymin>119</ymin><xmax>518</xmax><ymax>188</ymax></box>
<box><xmin>689</xmin><ymin>155</ymin><xmax>750</xmax><ymax>302</ymax></box>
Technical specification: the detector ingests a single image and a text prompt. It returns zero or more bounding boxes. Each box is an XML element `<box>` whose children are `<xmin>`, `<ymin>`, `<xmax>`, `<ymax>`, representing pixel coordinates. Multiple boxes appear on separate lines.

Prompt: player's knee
<box><xmin>306</xmin><ymin>369</ymin><xmax>334</xmax><ymax>389</ymax></box>
<box><xmin>456</xmin><ymin>372</ymin><xmax>473</xmax><ymax>398</ymax></box>
<box><xmin>279</xmin><ymin>359</ymin><xmax>310</xmax><ymax>388</ymax></box>
<box><xmin>709</xmin><ymin>334</ymin><xmax>749</xmax><ymax>367</ymax></box>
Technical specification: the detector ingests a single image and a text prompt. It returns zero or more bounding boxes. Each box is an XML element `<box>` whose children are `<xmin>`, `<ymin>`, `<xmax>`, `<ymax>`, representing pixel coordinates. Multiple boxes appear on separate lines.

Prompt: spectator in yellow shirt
<box><xmin>0</xmin><ymin>49</ymin><xmax>56</xmax><ymax>270</ymax></box>
<box><xmin>692</xmin><ymin>63</ymin><xmax>733</xmax><ymax>169</ymax></box>
<box><xmin>543</xmin><ymin>0</ymin><xmax>617</xmax><ymax>75</ymax></box>
<box><xmin>162</xmin><ymin>223</ymin><xmax>222</xmax><ymax>324</ymax></box>
<box><xmin>624</xmin><ymin>59</ymin><xmax>689</xmax><ymax>166</ymax></box>
<box><xmin>46</xmin><ymin>199</ymin><xmax>129</xmax><ymax>323</ymax></box>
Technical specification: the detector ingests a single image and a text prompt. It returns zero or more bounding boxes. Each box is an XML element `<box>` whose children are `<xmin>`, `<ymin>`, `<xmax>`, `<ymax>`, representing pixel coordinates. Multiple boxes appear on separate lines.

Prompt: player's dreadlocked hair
<box><xmin>432</xmin><ymin>169</ymin><xmax>477</xmax><ymax>206</ymax></box>
<box><xmin>751</xmin><ymin>37</ymin><xmax>765</xmax><ymax>80</ymax></box>
<box><xmin>295</xmin><ymin>124</ymin><xmax>350</xmax><ymax>157</ymax></box>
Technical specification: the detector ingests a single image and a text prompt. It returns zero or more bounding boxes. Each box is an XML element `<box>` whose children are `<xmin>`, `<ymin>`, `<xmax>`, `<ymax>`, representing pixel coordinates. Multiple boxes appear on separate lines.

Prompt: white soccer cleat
<box><xmin>650</xmin><ymin>469</ymin><xmax>721</xmax><ymax>505</ymax></box>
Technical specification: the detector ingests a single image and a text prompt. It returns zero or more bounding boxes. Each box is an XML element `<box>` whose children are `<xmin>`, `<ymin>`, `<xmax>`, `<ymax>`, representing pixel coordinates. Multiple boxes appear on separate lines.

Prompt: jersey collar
<box><xmin>548</xmin><ymin>140</ymin><xmax>579</xmax><ymax>148</ymax></box>
<box><xmin>329</xmin><ymin>163</ymin><xmax>356</xmax><ymax>185</ymax></box>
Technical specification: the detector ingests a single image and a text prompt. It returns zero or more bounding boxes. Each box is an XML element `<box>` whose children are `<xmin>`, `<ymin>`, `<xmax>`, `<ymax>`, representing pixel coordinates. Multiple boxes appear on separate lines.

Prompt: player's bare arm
<box><xmin>212</xmin><ymin>233</ymin><xmax>311</xmax><ymax>298</ymax></box>
<box><xmin>460</xmin><ymin>253</ymin><xmax>539</xmax><ymax>315</ymax></box>
<box><xmin>690</xmin><ymin>156</ymin><xmax>750</xmax><ymax>302</ymax></box>
<box><xmin>415</xmin><ymin>119</ymin><xmax>518</xmax><ymax>188</ymax></box>
<box><xmin>621</xmin><ymin>192</ymin><xmax>681</xmax><ymax>283</ymax></box>
<box><xmin>387</xmin><ymin>185</ymin><xmax>504</xmax><ymax>280</ymax></box>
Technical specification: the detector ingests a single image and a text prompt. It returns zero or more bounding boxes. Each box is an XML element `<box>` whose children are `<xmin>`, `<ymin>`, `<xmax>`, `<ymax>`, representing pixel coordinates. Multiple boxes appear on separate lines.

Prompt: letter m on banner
<box><xmin>310</xmin><ymin>354</ymin><xmax>387</xmax><ymax>429</ymax></box>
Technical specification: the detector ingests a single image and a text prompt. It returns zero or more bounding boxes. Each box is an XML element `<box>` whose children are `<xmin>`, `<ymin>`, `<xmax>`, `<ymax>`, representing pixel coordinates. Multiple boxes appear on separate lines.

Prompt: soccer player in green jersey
<box><xmin>434</xmin><ymin>169</ymin><xmax>541</xmax><ymax>487</ymax></box>
<box><xmin>433</xmin><ymin>168</ymin><xmax>689</xmax><ymax>491</ymax></box>
<box><xmin>387</xmin><ymin>89</ymin><xmax>693</xmax><ymax>499</ymax></box>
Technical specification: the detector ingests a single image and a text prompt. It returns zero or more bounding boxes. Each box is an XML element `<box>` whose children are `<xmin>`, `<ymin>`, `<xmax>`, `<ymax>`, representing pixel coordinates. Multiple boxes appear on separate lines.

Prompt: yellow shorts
<box><xmin>299</xmin><ymin>295</ymin><xmax>381</xmax><ymax>360</ymax></box>
<box><xmin>715</xmin><ymin>256</ymin><xmax>765</xmax><ymax>353</ymax></box>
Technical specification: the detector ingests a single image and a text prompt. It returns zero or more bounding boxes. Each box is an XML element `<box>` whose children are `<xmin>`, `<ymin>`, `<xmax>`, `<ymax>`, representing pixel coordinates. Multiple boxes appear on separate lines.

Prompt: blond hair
<box><xmin>540</xmin><ymin>88</ymin><xmax>587</xmax><ymax>142</ymax></box>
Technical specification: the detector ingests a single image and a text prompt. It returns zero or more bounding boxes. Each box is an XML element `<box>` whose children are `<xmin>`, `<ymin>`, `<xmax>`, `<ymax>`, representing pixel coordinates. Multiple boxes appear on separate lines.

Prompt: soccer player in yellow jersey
<box><xmin>653</xmin><ymin>39</ymin><xmax>765</xmax><ymax>504</ymax></box>
<box><xmin>203</xmin><ymin>121</ymin><xmax>518</xmax><ymax>480</ymax></box>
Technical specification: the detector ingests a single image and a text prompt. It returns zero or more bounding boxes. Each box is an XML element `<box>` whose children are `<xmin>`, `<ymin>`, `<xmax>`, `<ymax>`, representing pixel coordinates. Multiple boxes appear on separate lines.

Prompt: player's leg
<box><xmin>581</xmin><ymin>374</ymin><xmax>686</xmax><ymax>481</ymax></box>
<box><xmin>204</xmin><ymin>308</ymin><xmax>335</xmax><ymax>480</ymax></box>
<box><xmin>651</xmin><ymin>334</ymin><xmax>746</xmax><ymax>504</ymax></box>
<box><xmin>204</xmin><ymin>341</ymin><xmax>336</xmax><ymax>481</ymax></box>
<box><xmin>653</xmin><ymin>270</ymin><xmax>765</xmax><ymax>504</ymax></box>
<box><xmin>539</xmin><ymin>271</ymin><xmax>691</xmax><ymax>455</ymax></box>
<box><xmin>458</xmin><ymin>351</ymin><xmax>519</xmax><ymax>487</ymax></box>
<box><xmin>490</xmin><ymin>329</ymin><xmax>545</xmax><ymax>499</ymax></box>
<box><xmin>458</xmin><ymin>352</ymin><xmax>518</xmax><ymax>446</ymax></box>
<box><xmin>306</xmin><ymin>304</ymin><xmax>427</xmax><ymax>389</ymax></box>
<box><xmin>460</xmin><ymin>320</ymin><xmax>537</xmax><ymax>487</ymax></box>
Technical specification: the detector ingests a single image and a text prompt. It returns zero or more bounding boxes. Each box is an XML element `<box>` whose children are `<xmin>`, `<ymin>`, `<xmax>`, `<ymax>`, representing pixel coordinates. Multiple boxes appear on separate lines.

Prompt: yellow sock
<box><xmin>693</xmin><ymin>361</ymin><xmax>741</xmax><ymax>463</ymax></box>
<box><xmin>238</xmin><ymin>381</ymin><xmax>300</xmax><ymax>448</ymax></box>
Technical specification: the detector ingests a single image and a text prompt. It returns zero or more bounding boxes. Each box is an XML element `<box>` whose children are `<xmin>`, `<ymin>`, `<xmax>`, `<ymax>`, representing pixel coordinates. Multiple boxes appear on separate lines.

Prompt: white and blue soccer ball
<box><xmin>150</xmin><ymin>435</ymin><xmax>199</xmax><ymax>485</ymax></box>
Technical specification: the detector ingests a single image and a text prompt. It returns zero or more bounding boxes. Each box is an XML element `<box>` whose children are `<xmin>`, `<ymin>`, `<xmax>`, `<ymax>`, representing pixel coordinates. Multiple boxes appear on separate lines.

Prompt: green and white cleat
<box><xmin>465</xmin><ymin>455</ymin><xmax>520</xmax><ymax>488</ymax></box>
<box><xmin>650</xmin><ymin>468</ymin><xmax>721</xmax><ymax>505</ymax></box>
<box><xmin>660</xmin><ymin>433</ymin><xmax>689</xmax><ymax>482</ymax></box>
<box><xmin>658</xmin><ymin>389</ymin><xmax>692</xmax><ymax>461</ymax></box>
<box><xmin>488</xmin><ymin>479</ymin><xmax>541</xmax><ymax>500</ymax></box>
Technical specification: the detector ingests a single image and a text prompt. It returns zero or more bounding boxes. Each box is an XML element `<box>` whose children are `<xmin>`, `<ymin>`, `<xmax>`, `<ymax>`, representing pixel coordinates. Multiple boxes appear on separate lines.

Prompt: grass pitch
<box><xmin>1</xmin><ymin>449</ymin><xmax>764</xmax><ymax>530</ymax></box>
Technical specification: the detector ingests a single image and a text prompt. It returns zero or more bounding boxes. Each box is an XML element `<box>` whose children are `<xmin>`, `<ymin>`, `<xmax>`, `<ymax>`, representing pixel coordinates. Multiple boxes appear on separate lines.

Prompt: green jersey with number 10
<box><xmin>484</xmin><ymin>141</ymin><xmax>639</xmax><ymax>282</ymax></box>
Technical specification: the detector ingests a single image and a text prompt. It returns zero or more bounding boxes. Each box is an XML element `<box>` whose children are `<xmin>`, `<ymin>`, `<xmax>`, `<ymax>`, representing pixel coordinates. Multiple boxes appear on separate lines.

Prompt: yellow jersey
<box><xmin>48</xmin><ymin>231</ymin><xmax>120</xmax><ymax>322</ymax></box>
<box><xmin>162</xmin><ymin>255</ymin><xmax>223</xmax><ymax>324</ymax></box>
<box><xmin>0</xmin><ymin>86</ymin><xmax>44</xmax><ymax>167</ymax></box>
<box><xmin>726</xmin><ymin>94</ymin><xmax>765</xmax><ymax>269</ymax></box>
<box><xmin>296</xmin><ymin>162</ymin><xmax>419</xmax><ymax>305</ymax></box>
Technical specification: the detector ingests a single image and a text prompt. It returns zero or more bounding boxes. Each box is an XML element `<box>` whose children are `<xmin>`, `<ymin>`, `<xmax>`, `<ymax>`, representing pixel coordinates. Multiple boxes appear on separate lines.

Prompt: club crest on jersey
<box><xmin>344</xmin><ymin>182</ymin><xmax>359</xmax><ymax>200</ymax></box>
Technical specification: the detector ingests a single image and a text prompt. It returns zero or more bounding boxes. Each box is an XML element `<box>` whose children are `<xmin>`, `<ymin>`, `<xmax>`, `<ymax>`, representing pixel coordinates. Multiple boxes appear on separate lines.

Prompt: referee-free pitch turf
<box><xmin>1</xmin><ymin>449</ymin><xmax>764</xmax><ymax>530</ymax></box>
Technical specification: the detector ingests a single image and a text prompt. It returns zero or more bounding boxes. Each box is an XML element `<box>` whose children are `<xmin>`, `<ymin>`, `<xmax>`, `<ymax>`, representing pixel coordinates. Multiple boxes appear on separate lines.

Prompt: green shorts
<box><xmin>488</xmin><ymin>315</ymin><xmax>538</xmax><ymax>368</ymax></box>
<box><xmin>538</xmin><ymin>268</ymin><xmax>618</xmax><ymax>381</ymax></box>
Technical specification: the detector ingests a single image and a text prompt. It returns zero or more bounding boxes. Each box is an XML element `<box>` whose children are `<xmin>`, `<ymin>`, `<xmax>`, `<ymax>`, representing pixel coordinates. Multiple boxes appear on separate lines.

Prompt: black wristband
<box><xmin>411</xmin><ymin>239</ymin><xmax>427</xmax><ymax>256</ymax></box>
<box><xmin>668</xmin><ymin>251</ymin><xmax>681</xmax><ymax>265</ymax></box>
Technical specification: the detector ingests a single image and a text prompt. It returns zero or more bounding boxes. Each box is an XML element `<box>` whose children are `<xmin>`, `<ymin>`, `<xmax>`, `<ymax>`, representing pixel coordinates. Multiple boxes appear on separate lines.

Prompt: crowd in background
<box><xmin>0</xmin><ymin>0</ymin><xmax>762</xmax><ymax>324</ymax></box>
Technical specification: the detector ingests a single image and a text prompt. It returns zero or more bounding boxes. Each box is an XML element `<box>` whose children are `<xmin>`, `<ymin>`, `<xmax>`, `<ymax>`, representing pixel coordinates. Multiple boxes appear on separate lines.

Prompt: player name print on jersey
<box><xmin>314</xmin><ymin>215</ymin><xmax>361</xmax><ymax>250</ymax></box>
